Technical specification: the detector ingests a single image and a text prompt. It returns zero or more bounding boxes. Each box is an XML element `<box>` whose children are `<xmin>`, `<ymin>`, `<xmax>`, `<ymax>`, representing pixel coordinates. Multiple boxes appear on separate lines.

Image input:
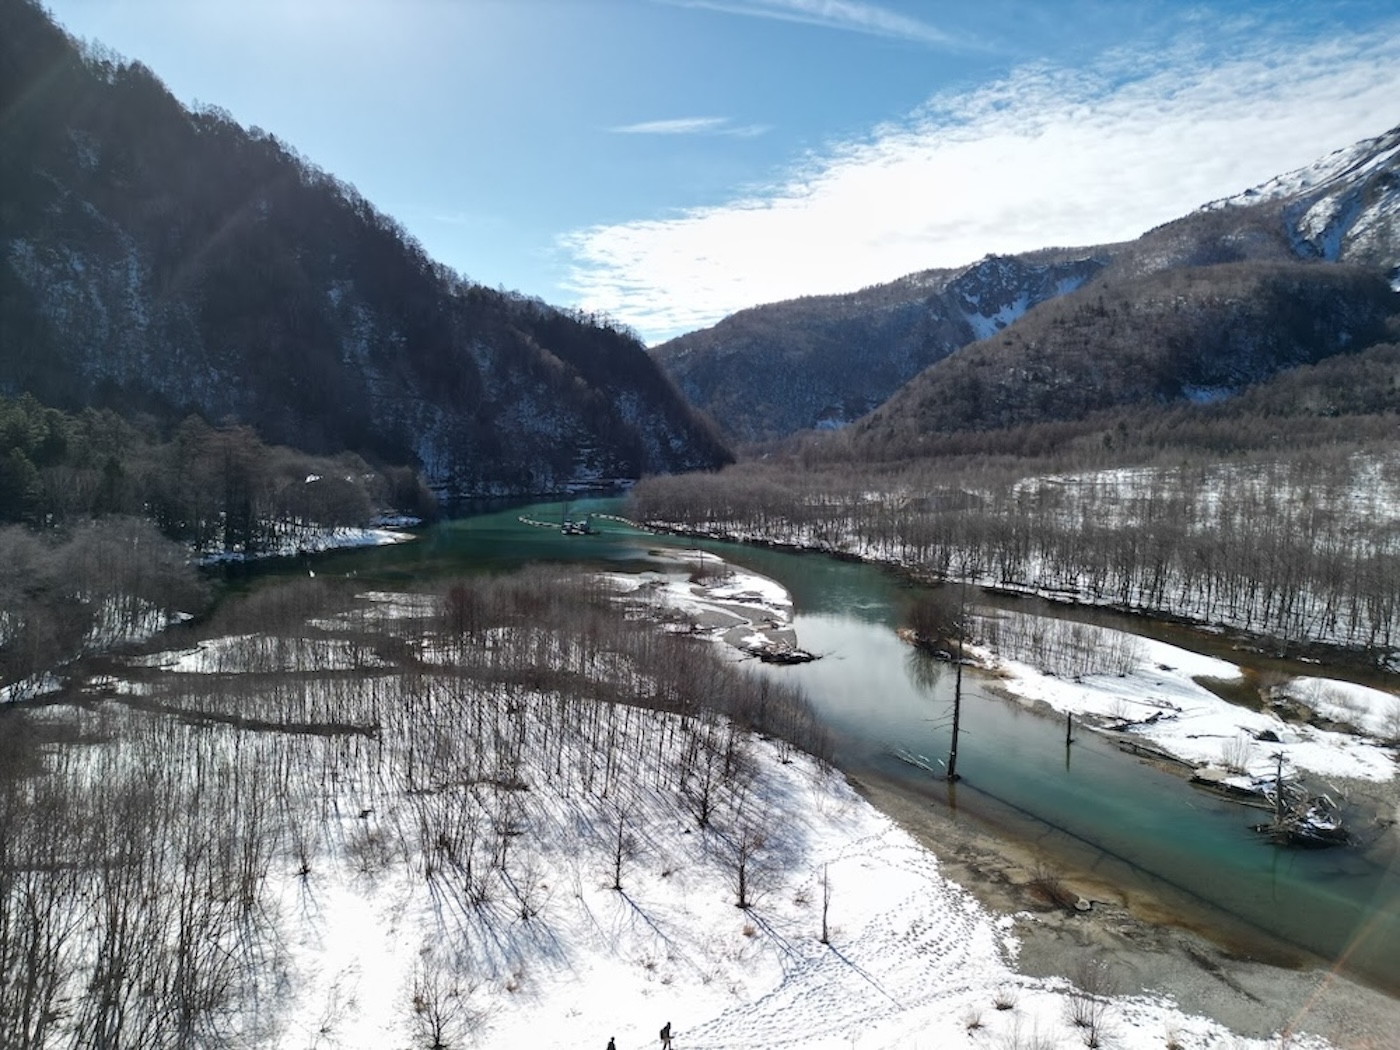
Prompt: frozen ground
<box><xmin>16</xmin><ymin>557</ymin><xmax>1393</xmax><ymax>1049</ymax></box>
<box><xmin>242</xmin><ymin>721</ymin><xmax>1333</xmax><ymax>1050</ymax></box>
<box><xmin>975</xmin><ymin>614</ymin><xmax>1399</xmax><ymax>785</ymax></box>
<box><xmin>608</xmin><ymin>549</ymin><xmax>809</xmax><ymax>662</ymax></box>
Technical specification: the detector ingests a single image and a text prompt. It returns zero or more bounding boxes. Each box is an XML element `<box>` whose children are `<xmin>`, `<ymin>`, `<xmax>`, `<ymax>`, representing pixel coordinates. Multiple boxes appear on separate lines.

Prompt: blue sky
<box><xmin>41</xmin><ymin>0</ymin><xmax>1400</xmax><ymax>343</ymax></box>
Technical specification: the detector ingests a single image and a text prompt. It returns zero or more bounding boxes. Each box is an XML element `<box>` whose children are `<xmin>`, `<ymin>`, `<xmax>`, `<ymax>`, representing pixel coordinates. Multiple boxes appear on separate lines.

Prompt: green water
<box><xmin>283</xmin><ymin>498</ymin><xmax>1400</xmax><ymax>992</ymax></box>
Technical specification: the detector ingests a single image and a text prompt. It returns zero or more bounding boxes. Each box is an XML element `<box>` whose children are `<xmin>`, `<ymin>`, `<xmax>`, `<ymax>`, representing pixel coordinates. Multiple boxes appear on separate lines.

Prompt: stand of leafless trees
<box><xmin>631</xmin><ymin>448</ymin><xmax>1400</xmax><ymax>663</ymax></box>
<box><xmin>975</xmin><ymin>612</ymin><xmax>1143</xmax><ymax>679</ymax></box>
<box><xmin>1</xmin><ymin>566</ymin><xmax>829</xmax><ymax>1048</ymax></box>
<box><xmin>0</xmin><ymin>517</ymin><xmax>206</xmax><ymax>699</ymax></box>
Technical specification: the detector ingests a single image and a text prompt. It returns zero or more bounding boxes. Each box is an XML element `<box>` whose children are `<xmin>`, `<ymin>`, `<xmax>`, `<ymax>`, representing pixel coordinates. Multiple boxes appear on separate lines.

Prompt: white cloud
<box><xmin>562</xmin><ymin>26</ymin><xmax>1400</xmax><ymax>343</ymax></box>
<box><xmin>657</xmin><ymin>0</ymin><xmax>962</xmax><ymax>48</ymax></box>
<box><xmin>610</xmin><ymin>116</ymin><xmax>732</xmax><ymax>135</ymax></box>
<box><xmin>609</xmin><ymin>115</ymin><xmax>770</xmax><ymax>137</ymax></box>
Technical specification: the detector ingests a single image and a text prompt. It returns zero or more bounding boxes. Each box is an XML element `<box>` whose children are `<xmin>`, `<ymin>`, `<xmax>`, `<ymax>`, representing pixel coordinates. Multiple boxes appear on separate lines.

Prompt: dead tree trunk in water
<box><xmin>946</xmin><ymin>583</ymin><xmax>965</xmax><ymax>783</ymax></box>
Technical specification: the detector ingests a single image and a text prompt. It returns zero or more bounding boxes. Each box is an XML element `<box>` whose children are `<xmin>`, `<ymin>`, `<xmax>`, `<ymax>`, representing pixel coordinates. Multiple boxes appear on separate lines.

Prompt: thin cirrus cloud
<box><xmin>654</xmin><ymin>0</ymin><xmax>963</xmax><ymax>48</ymax></box>
<box><xmin>609</xmin><ymin>116</ymin><xmax>770</xmax><ymax>137</ymax></box>
<box><xmin>561</xmin><ymin>27</ymin><xmax>1400</xmax><ymax>344</ymax></box>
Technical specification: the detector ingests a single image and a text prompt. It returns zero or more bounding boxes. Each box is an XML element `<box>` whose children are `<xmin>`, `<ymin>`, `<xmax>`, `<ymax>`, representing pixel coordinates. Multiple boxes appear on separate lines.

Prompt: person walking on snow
<box><xmin>607</xmin><ymin>1039</ymin><xmax>616</xmax><ymax>1050</ymax></box>
<box><xmin>660</xmin><ymin>1021</ymin><xmax>672</xmax><ymax>1049</ymax></box>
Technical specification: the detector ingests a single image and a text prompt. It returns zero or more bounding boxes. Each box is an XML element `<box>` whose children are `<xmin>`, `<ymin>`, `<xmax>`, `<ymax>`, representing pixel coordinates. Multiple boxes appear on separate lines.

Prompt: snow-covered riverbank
<box><xmin>196</xmin><ymin>518</ymin><xmax>418</xmax><ymax>564</ymax></box>
<box><xmin>608</xmin><ymin>549</ymin><xmax>816</xmax><ymax>664</ymax></box>
<box><xmin>974</xmin><ymin>624</ymin><xmax>1399</xmax><ymax>787</ymax></box>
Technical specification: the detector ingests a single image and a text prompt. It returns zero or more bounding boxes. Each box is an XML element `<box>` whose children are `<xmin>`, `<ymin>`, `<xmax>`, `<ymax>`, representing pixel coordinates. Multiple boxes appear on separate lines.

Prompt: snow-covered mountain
<box><xmin>1204</xmin><ymin>124</ymin><xmax>1400</xmax><ymax>280</ymax></box>
<box><xmin>653</xmin><ymin>123</ymin><xmax>1400</xmax><ymax>446</ymax></box>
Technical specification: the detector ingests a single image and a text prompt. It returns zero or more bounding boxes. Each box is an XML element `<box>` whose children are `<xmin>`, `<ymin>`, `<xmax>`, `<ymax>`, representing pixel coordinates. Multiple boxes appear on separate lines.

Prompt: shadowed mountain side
<box><xmin>650</xmin><ymin>251</ymin><xmax>1109</xmax><ymax>444</ymax></box>
<box><xmin>745</xmin><ymin>336</ymin><xmax>1400</xmax><ymax>473</ymax></box>
<box><xmin>0</xmin><ymin>0</ymin><xmax>731</xmax><ymax>498</ymax></box>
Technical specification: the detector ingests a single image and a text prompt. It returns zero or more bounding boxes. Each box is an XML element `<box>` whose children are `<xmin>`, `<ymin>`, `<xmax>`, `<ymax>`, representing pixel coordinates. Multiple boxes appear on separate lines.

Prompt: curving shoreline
<box><xmin>851</xmin><ymin>769</ymin><xmax>1400</xmax><ymax>1047</ymax></box>
<box><xmin>618</xmin><ymin>534</ymin><xmax>1400</xmax><ymax>1043</ymax></box>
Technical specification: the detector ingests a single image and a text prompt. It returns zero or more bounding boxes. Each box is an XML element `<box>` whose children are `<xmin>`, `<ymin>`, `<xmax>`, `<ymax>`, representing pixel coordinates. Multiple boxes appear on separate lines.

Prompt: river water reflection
<box><xmin>281</xmin><ymin>498</ymin><xmax>1400</xmax><ymax>993</ymax></box>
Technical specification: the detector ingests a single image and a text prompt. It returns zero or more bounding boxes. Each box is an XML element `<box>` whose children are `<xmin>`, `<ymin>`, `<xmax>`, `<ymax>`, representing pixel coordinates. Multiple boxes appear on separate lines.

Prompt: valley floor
<box><xmin>632</xmin><ymin>554</ymin><xmax>1400</xmax><ymax>1049</ymax></box>
<box><xmin>10</xmin><ymin>551</ymin><xmax>1399</xmax><ymax>1049</ymax></box>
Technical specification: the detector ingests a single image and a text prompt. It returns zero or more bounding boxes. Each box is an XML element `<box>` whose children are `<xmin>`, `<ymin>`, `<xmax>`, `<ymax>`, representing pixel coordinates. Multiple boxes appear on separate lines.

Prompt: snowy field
<box><xmin>1011</xmin><ymin>456</ymin><xmax>1400</xmax><ymax>551</ymax></box>
<box><xmin>8</xmin><ymin>557</ymin><xmax>1383</xmax><ymax>1049</ymax></box>
<box><xmin>262</xmin><ymin>737</ymin><xmax>1321</xmax><ymax>1050</ymax></box>
<box><xmin>975</xmin><ymin>613</ymin><xmax>1400</xmax><ymax>785</ymax></box>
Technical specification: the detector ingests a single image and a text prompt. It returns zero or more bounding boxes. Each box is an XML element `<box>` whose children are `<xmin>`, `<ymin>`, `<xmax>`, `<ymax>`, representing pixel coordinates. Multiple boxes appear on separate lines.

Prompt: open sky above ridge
<box><xmin>41</xmin><ymin>0</ymin><xmax>1400</xmax><ymax>343</ymax></box>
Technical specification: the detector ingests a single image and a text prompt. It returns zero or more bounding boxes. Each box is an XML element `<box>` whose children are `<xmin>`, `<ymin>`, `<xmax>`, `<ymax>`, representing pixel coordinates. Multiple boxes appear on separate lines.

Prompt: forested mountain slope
<box><xmin>849</xmin><ymin>262</ymin><xmax>1398</xmax><ymax>450</ymax></box>
<box><xmin>0</xmin><ymin>0</ymin><xmax>730</xmax><ymax>498</ymax></box>
<box><xmin>651</xmin><ymin>251</ymin><xmax>1107</xmax><ymax>444</ymax></box>
<box><xmin>653</xmin><ymin>124</ymin><xmax>1400</xmax><ymax>448</ymax></box>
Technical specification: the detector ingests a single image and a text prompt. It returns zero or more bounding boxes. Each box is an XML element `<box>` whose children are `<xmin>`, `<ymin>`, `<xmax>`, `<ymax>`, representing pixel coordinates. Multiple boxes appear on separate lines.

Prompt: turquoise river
<box><xmin>265</xmin><ymin>497</ymin><xmax>1400</xmax><ymax>996</ymax></box>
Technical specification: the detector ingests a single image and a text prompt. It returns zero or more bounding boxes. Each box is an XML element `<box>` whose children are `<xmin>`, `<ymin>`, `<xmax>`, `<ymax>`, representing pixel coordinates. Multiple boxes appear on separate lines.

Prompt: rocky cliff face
<box><xmin>0</xmin><ymin>0</ymin><xmax>730</xmax><ymax>498</ymax></box>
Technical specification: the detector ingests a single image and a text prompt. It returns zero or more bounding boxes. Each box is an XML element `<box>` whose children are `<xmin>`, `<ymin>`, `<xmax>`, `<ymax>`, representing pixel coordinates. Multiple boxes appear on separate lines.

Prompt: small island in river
<box><xmin>607</xmin><ymin>549</ymin><xmax>818</xmax><ymax>665</ymax></box>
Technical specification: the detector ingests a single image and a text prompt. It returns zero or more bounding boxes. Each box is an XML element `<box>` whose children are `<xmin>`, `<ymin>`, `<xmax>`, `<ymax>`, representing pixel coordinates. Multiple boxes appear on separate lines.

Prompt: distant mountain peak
<box><xmin>1205</xmin><ymin>124</ymin><xmax>1400</xmax><ymax>211</ymax></box>
<box><xmin>652</xmin><ymin>122</ymin><xmax>1400</xmax><ymax>448</ymax></box>
<box><xmin>1202</xmin><ymin>123</ymin><xmax>1400</xmax><ymax>276</ymax></box>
